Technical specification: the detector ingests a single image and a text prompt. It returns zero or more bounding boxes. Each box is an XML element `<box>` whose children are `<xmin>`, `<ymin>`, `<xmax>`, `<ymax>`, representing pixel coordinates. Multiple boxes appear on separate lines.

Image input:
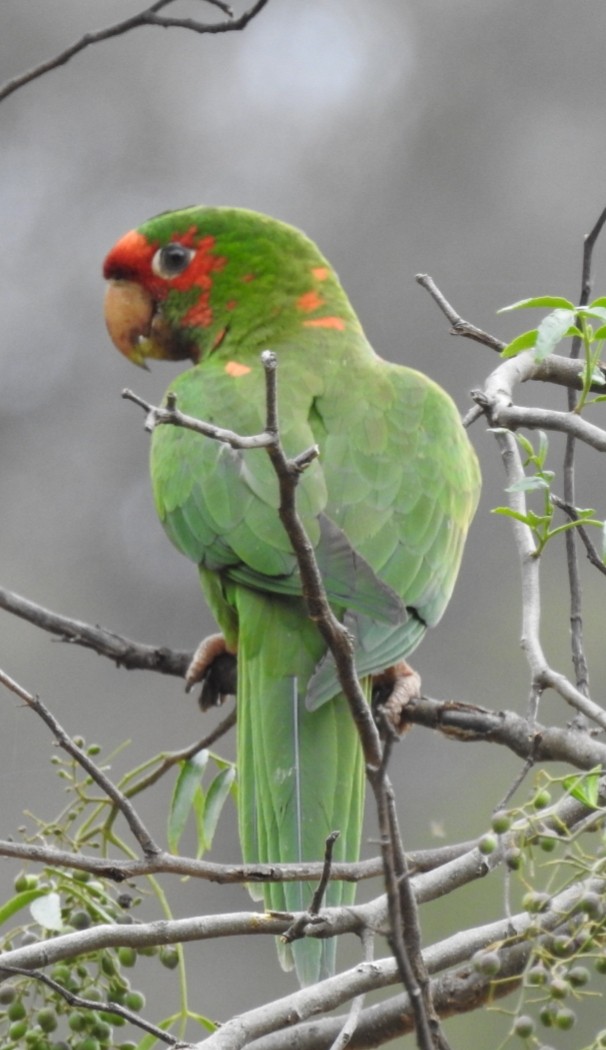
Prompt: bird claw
<box><xmin>372</xmin><ymin>660</ymin><xmax>421</xmax><ymax>735</ymax></box>
<box><xmin>185</xmin><ymin>633</ymin><xmax>237</xmax><ymax>711</ymax></box>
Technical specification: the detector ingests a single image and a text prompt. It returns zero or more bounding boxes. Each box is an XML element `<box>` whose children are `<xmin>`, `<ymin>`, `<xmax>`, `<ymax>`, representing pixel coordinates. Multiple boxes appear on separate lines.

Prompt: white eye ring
<box><xmin>151</xmin><ymin>243</ymin><xmax>195</xmax><ymax>279</ymax></box>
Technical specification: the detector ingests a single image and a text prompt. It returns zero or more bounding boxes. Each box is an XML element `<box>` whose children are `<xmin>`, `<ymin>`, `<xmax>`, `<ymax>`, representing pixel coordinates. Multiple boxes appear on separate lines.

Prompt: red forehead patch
<box><xmin>103</xmin><ymin>229</ymin><xmax>155</xmax><ymax>282</ymax></box>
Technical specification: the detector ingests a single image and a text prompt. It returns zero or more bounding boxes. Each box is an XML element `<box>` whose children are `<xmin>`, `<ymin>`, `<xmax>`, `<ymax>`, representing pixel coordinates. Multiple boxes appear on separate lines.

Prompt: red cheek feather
<box><xmin>104</xmin><ymin>230</ymin><xmax>228</xmax><ymax>330</ymax></box>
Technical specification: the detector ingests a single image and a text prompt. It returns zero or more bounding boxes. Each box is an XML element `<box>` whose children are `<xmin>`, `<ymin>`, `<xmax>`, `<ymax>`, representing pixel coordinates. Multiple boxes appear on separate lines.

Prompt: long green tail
<box><xmin>233</xmin><ymin>586</ymin><xmax>366</xmax><ymax>986</ymax></box>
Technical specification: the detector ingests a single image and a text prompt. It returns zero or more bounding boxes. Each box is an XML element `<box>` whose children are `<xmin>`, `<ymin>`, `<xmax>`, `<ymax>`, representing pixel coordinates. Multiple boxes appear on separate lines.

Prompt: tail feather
<box><xmin>234</xmin><ymin>587</ymin><xmax>366</xmax><ymax>985</ymax></box>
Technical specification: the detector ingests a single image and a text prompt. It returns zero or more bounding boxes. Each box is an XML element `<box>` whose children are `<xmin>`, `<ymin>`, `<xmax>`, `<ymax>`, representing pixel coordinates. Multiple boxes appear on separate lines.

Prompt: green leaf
<box><xmin>525</xmin><ymin>510</ymin><xmax>552</xmax><ymax>528</ymax></box>
<box><xmin>563</xmin><ymin>770</ymin><xmax>601</xmax><ymax>810</ymax></box>
<box><xmin>500</xmin><ymin>329</ymin><xmax>537</xmax><ymax>359</ymax></box>
<box><xmin>30</xmin><ymin>891</ymin><xmax>63</xmax><ymax>931</ymax></box>
<box><xmin>535</xmin><ymin>309</ymin><xmax>576</xmax><ymax>361</ymax></box>
<box><xmin>590</xmin><ymin>296</ymin><xmax>606</xmax><ymax>309</ymax></box>
<box><xmin>207</xmin><ymin>751</ymin><xmax>234</xmax><ymax>773</ymax></box>
<box><xmin>506</xmin><ymin>476</ymin><xmax>550</xmax><ymax>493</ymax></box>
<box><xmin>498</xmin><ymin>295</ymin><xmax>575</xmax><ymax>313</ymax></box>
<box><xmin>0</xmin><ymin>888</ymin><xmax>49</xmax><ymax>928</ymax></box>
<box><xmin>135</xmin><ymin>1012</ymin><xmax>182</xmax><ymax>1050</ymax></box>
<box><xmin>536</xmin><ymin>430</ymin><xmax>549</xmax><ymax>468</ymax></box>
<box><xmin>589</xmin><ymin>366</ymin><xmax>606</xmax><ymax>385</ymax></box>
<box><xmin>168</xmin><ymin>751</ymin><xmax>209</xmax><ymax>853</ymax></box>
<box><xmin>578</xmin><ymin>306</ymin><xmax>606</xmax><ymax>323</ymax></box>
<box><xmin>189</xmin><ymin>1011</ymin><xmax>218</xmax><ymax>1033</ymax></box>
<box><xmin>191</xmin><ymin>782</ymin><xmax>208</xmax><ymax>857</ymax></box>
<box><xmin>492</xmin><ymin>507</ymin><xmax>535</xmax><ymax>525</ymax></box>
<box><xmin>515</xmin><ymin>433</ymin><xmax>537</xmax><ymax>458</ymax></box>
<box><xmin>602</xmin><ymin>521</ymin><xmax>606</xmax><ymax>564</ymax></box>
<box><xmin>203</xmin><ymin>766</ymin><xmax>236</xmax><ymax>850</ymax></box>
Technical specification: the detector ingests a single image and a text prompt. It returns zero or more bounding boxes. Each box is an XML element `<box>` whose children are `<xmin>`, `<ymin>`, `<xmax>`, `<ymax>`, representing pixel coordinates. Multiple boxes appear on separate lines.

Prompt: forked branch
<box><xmin>0</xmin><ymin>0</ymin><xmax>270</xmax><ymax>104</ymax></box>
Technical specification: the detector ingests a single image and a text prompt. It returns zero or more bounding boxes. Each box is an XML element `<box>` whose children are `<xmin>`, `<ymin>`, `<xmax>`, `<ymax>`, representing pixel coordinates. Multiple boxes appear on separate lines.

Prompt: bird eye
<box><xmin>151</xmin><ymin>243</ymin><xmax>195</xmax><ymax>279</ymax></box>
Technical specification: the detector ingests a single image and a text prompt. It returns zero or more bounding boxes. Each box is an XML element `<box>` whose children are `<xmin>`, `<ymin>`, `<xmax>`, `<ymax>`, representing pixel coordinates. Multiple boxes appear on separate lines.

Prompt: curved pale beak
<box><xmin>103</xmin><ymin>279</ymin><xmax>158</xmax><ymax>368</ymax></box>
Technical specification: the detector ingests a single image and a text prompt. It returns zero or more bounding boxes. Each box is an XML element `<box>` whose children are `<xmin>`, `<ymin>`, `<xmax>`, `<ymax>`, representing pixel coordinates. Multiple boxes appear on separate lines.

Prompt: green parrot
<box><xmin>103</xmin><ymin>207</ymin><xmax>480</xmax><ymax>985</ymax></box>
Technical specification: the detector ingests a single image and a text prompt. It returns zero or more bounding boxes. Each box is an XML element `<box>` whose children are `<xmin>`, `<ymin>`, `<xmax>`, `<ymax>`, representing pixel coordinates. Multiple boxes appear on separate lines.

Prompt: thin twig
<box><xmin>0</xmin><ymin>0</ymin><xmax>270</xmax><ymax>104</ymax></box>
<box><xmin>282</xmin><ymin>832</ymin><xmax>340</xmax><ymax>946</ymax></box>
<box><xmin>552</xmin><ymin>496</ymin><xmax>606</xmax><ymax>576</ymax></box>
<box><xmin>328</xmin><ymin>928</ymin><xmax>374</xmax><ymax>1050</ymax></box>
<box><xmin>0</xmin><ymin>669</ymin><xmax>161</xmax><ymax>857</ymax></box>
<box><xmin>0</xmin><ymin>964</ymin><xmax>185</xmax><ymax>1047</ymax></box>
<box><xmin>309</xmin><ymin>832</ymin><xmax>341</xmax><ymax>916</ymax></box>
<box><xmin>124</xmin><ymin>707</ymin><xmax>237</xmax><ymax>798</ymax></box>
<box><xmin>415</xmin><ymin>274</ymin><xmax>505</xmax><ymax>352</ymax></box>
<box><xmin>257</xmin><ymin>352</ymin><xmax>382</xmax><ymax>768</ymax></box>
<box><xmin>123</xmin><ymin>387</ymin><xmax>277</xmax><ymax>449</ymax></box>
<box><xmin>561</xmin><ymin>208</ymin><xmax>606</xmax><ymax>701</ymax></box>
<box><xmin>369</xmin><ymin>736</ymin><xmax>439</xmax><ymax>1050</ymax></box>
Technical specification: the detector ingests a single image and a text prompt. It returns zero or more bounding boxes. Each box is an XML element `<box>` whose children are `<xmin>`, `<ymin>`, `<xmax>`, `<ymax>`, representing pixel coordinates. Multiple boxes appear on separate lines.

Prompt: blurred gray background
<box><xmin>2</xmin><ymin>0</ymin><xmax>606</xmax><ymax>1044</ymax></box>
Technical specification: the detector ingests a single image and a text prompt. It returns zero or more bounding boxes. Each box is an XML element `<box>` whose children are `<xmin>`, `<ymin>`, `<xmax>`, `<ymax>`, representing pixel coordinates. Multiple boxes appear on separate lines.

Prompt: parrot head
<box><xmin>103</xmin><ymin>206</ymin><xmax>352</xmax><ymax>368</ymax></box>
<box><xmin>103</xmin><ymin>207</ymin><xmax>231</xmax><ymax>367</ymax></box>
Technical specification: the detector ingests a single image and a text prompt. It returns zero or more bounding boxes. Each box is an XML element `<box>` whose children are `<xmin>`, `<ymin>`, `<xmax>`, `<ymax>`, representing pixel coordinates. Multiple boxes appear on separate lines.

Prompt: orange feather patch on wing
<box><xmin>303</xmin><ymin>316</ymin><xmax>346</xmax><ymax>330</ymax></box>
<box><xmin>296</xmin><ymin>290</ymin><xmax>325</xmax><ymax>313</ymax></box>
<box><xmin>224</xmin><ymin>361</ymin><xmax>251</xmax><ymax>377</ymax></box>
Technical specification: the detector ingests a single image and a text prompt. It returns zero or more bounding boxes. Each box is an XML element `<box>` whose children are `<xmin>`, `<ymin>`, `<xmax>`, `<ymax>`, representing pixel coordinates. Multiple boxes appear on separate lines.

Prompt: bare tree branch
<box><xmin>0</xmin><ymin>584</ymin><xmax>191</xmax><ymax>676</ymax></box>
<box><xmin>7</xmin><ymin>564</ymin><xmax>604</xmax><ymax>767</ymax></box>
<box><xmin>473</xmin><ymin>384</ymin><xmax>606</xmax><ymax>451</ymax></box>
<box><xmin>405</xmin><ymin>694</ymin><xmax>606</xmax><ymax>767</ymax></box>
<box><xmin>191</xmin><ymin>869</ymin><xmax>606</xmax><ymax>1050</ymax></box>
<box><xmin>0</xmin><ymin>0</ymin><xmax>271</xmax><ymax>104</ymax></box>
<box><xmin>419</xmin><ymin>266</ymin><xmax>606</xmax><ymax>739</ymax></box>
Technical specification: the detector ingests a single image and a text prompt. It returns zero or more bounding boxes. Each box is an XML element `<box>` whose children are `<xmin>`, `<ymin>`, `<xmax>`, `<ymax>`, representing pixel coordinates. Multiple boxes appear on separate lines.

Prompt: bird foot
<box><xmin>372</xmin><ymin>660</ymin><xmax>421</xmax><ymax>735</ymax></box>
<box><xmin>185</xmin><ymin>633</ymin><xmax>237</xmax><ymax>711</ymax></box>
